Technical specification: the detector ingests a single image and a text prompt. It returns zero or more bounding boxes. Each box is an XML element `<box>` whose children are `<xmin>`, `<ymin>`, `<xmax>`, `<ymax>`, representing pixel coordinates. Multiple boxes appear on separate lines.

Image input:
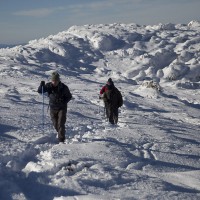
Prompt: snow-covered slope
<box><xmin>0</xmin><ymin>21</ymin><xmax>200</xmax><ymax>200</ymax></box>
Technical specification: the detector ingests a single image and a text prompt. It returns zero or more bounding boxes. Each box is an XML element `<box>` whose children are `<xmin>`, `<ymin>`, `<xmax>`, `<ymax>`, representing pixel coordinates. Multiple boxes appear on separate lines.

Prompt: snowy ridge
<box><xmin>0</xmin><ymin>22</ymin><xmax>200</xmax><ymax>199</ymax></box>
<box><xmin>1</xmin><ymin>21</ymin><xmax>200</xmax><ymax>83</ymax></box>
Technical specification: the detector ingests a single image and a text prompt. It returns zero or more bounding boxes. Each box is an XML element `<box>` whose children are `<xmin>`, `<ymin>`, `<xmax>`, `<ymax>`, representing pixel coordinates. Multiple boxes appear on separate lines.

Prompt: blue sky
<box><xmin>0</xmin><ymin>0</ymin><xmax>200</xmax><ymax>44</ymax></box>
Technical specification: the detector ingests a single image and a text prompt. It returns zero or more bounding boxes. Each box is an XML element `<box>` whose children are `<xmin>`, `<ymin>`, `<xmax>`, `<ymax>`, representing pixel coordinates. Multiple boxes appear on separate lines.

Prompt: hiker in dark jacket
<box><xmin>38</xmin><ymin>72</ymin><xmax>72</xmax><ymax>143</ymax></box>
<box><xmin>100</xmin><ymin>78</ymin><xmax>123</xmax><ymax>124</ymax></box>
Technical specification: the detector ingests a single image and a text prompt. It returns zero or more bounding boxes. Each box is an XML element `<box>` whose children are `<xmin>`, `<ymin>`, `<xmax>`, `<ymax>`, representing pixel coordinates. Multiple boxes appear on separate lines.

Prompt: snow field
<box><xmin>0</xmin><ymin>21</ymin><xmax>200</xmax><ymax>199</ymax></box>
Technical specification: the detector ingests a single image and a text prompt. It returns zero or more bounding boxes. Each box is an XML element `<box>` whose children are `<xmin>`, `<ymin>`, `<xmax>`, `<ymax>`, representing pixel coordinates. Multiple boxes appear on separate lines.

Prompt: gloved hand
<box><xmin>99</xmin><ymin>94</ymin><xmax>104</xmax><ymax>99</ymax></box>
<box><xmin>40</xmin><ymin>81</ymin><xmax>45</xmax><ymax>87</ymax></box>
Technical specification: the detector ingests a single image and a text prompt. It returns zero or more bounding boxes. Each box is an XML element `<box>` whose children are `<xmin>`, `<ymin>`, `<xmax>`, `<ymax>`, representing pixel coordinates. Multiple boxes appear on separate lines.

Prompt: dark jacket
<box><xmin>103</xmin><ymin>86</ymin><xmax>123</xmax><ymax>109</ymax></box>
<box><xmin>38</xmin><ymin>82</ymin><xmax>72</xmax><ymax>110</ymax></box>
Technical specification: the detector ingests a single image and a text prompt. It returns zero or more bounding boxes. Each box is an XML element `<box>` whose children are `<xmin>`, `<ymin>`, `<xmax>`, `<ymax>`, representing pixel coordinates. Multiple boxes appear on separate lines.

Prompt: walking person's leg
<box><xmin>108</xmin><ymin>106</ymin><xmax>114</xmax><ymax>124</ymax></box>
<box><xmin>57</xmin><ymin>107</ymin><xmax>67</xmax><ymax>142</ymax></box>
<box><xmin>50</xmin><ymin>109</ymin><xmax>59</xmax><ymax>132</ymax></box>
<box><xmin>113</xmin><ymin>108</ymin><xmax>118</xmax><ymax>124</ymax></box>
<box><xmin>104</xmin><ymin>102</ymin><xmax>109</xmax><ymax>120</ymax></box>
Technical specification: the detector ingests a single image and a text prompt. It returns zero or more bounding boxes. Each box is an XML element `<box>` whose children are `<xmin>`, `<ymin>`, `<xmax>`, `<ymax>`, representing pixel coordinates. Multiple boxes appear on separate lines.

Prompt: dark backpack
<box><xmin>117</xmin><ymin>89</ymin><xmax>123</xmax><ymax>107</ymax></box>
<box><xmin>104</xmin><ymin>87</ymin><xmax>123</xmax><ymax>108</ymax></box>
<box><xmin>111</xmin><ymin>87</ymin><xmax>123</xmax><ymax>108</ymax></box>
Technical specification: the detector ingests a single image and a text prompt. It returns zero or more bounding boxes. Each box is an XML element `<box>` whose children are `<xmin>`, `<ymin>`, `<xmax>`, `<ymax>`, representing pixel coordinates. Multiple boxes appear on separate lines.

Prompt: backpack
<box><xmin>104</xmin><ymin>87</ymin><xmax>123</xmax><ymax>108</ymax></box>
<box><xmin>117</xmin><ymin>89</ymin><xmax>123</xmax><ymax>107</ymax></box>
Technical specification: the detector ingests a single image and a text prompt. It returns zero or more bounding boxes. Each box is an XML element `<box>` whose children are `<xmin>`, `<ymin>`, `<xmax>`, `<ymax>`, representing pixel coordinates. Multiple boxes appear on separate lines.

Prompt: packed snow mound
<box><xmin>146</xmin><ymin>23</ymin><xmax>176</xmax><ymax>31</ymax></box>
<box><xmin>188</xmin><ymin>20</ymin><xmax>200</xmax><ymax>28</ymax></box>
<box><xmin>0</xmin><ymin>22</ymin><xmax>200</xmax><ymax>83</ymax></box>
<box><xmin>90</xmin><ymin>34</ymin><xmax>125</xmax><ymax>51</ymax></box>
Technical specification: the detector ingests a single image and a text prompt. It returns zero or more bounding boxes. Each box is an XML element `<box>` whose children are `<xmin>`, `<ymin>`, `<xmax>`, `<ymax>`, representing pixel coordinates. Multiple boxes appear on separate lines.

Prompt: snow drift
<box><xmin>1</xmin><ymin>21</ymin><xmax>200</xmax><ymax>83</ymax></box>
<box><xmin>0</xmin><ymin>21</ymin><xmax>200</xmax><ymax>200</ymax></box>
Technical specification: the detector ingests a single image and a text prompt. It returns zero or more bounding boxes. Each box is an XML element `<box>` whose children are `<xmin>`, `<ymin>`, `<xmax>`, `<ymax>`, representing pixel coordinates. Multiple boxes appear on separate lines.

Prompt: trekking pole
<box><xmin>42</xmin><ymin>86</ymin><xmax>44</xmax><ymax>133</ymax></box>
<box><xmin>98</xmin><ymin>100</ymin><xmax>100</xmax><ymax>114</ymax></box>
<box><xmin>98</xmin><ymin>95</ymin><xmax>102</xmax><ymax>115</ymax></box>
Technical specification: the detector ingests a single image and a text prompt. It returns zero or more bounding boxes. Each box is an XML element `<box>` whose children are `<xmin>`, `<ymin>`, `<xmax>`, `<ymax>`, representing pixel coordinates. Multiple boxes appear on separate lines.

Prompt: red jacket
<box><xmin>100</xmin><ymin>85</ymin><xmax>109</xmax><ymax>95</ymax></box>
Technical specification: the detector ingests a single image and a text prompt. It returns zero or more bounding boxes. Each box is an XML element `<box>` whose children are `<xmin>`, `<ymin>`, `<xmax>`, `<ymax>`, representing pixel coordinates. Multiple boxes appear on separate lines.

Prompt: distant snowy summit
<box><xmin>0</xmin><ymin>21</ymin><xmax>200</xmax><ymax>84</ymax></box>
<box><xmin>188</xmin><ymin>20</ymin><xmax>200</xmax><ymax>28</ymax></box>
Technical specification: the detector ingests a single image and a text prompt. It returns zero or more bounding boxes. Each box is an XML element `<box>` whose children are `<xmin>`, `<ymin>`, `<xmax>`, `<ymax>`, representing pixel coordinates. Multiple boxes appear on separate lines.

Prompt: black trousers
<box><xmin>50</xmin><ymin>107</ymin><xmax>67</xmax><ymax>142</ymax></box>
<box><xmin>105</xmin><ymin>102</ymin><xmax>118</xmax><ymax>124</ymax></box>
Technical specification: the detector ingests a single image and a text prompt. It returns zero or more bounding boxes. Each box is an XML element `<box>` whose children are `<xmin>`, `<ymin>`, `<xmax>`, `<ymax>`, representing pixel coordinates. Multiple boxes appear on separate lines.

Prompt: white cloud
<box><xmin>67</xmin><ymin>0</ymin><xmax>139</xmax><ymax>11</ymax></box>
<box><xmin>13</xmin><ymin>7</ymin><xmax>65</xmax><ymax>17</ymax></box>
<box><xmin>12</xmin><ymin>1</ymin><xmax>143</xmax><ymax>18</ymax></box>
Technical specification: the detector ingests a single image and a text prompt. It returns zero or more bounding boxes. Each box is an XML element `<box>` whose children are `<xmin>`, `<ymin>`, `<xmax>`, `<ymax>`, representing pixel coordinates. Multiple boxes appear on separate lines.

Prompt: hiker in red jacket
<box><xmin>100</xmin><ymin>78</ymin><xmax>123</xmax><ymax>124</ymax></box>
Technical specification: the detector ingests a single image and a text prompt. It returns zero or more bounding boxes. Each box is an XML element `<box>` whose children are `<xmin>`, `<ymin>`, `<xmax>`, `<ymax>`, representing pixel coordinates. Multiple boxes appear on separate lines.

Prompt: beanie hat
<box><xmin>107</xmin><ymin>78</ymin><xmax>113</xmax><ymax>85</ymax></box>
<box><xmin>51</xmin><ymin>72</ymin><xmax>60</xmax><ymax>81</ymax></box>
<box><xmin>108</xmin><ymin>78</ymin><xmax>112</xmax><ymax>83</ymax></box>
